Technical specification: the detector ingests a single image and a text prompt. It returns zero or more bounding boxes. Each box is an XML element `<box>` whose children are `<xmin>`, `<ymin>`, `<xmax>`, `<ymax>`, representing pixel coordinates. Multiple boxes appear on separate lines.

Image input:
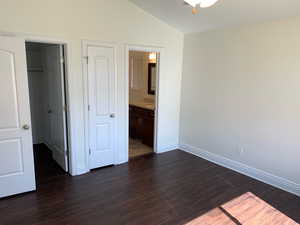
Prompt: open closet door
<box><xmin>0</xmin><ymin>36</ymin><xmax>36</xmax><ymax>198</ymax></box>
<box><xmin>45</xmin><ymin>45</ymin><xmax>68</xmax><ymax>172</ymax></box>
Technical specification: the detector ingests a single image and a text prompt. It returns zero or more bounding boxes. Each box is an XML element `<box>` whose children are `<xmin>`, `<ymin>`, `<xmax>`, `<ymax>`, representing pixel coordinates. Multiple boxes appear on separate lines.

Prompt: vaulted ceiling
<box><xmin>129</xmin><ymin>0</ymin><xmax>300</xmax><ymax>33</ymax></box>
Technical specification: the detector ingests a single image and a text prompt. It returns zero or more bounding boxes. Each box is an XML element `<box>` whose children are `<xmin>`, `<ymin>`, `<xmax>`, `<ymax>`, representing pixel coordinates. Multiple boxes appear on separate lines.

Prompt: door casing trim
<box><xmin>125</xmin><ymin>44</ymin><xmax>164</xmax><ymax>161</ymax></box>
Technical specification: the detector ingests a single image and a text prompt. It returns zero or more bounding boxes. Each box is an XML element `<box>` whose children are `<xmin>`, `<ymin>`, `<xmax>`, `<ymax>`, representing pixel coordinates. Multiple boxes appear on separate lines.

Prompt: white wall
<box><xmin>0</xmin><ymin>0</ymin><xmax>183</xmax><ymax>175</ymax></box>
<box><xmin>180</xmin><ymin>17</ymin><xmax>300</xmax><ymax>192</ymax></box>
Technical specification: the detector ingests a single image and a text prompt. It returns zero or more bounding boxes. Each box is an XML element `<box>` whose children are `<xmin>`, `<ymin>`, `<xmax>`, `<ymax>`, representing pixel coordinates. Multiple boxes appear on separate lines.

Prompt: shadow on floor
<box><xmin>33</xmin><ymin>144</ymin><xmax>67</xmax><ymax>185</ymax></box>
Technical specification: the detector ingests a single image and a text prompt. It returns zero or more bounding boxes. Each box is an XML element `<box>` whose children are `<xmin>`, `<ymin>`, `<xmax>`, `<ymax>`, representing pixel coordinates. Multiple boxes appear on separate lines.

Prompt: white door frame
<box><xmin>0</xmin><ymin>32</ymin><xmax>75</xmax><ymax>175</ymax></box>
<box><xmin>25</xmin><ymin>38</ymin><xmax>72</xmax><ymax>174</ymax></box>
<box><xmin>82</xmin><ymin>41</ymin><xmax>164</xmax><ymax>171</ymax></box>
<box><xmin>125</xmin><ymin>44</ymin><xmax>163</xmax><ymax>159</ymax></box>
<box><xmin>82</xmin><ymin>40</ymin><xmax>118</xmax><ymax>171</ymax></box>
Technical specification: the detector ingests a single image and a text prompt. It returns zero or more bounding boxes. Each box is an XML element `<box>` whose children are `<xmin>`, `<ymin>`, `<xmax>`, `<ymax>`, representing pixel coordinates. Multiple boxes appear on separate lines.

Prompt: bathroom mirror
<box><xmin>148</xmin><ymin>63</ymin><xmax>156</xmax><ymax>95</ymax></box>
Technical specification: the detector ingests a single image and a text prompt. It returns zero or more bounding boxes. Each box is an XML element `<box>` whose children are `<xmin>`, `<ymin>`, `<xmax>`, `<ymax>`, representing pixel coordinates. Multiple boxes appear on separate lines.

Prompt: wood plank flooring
<box><xmin>185</xmin><ymin>192</ymin><xmax>298</xmax><ymax>225</ymax></box>
<box><xmin>0</xmin><ymin>150</ymin><xmax>299</xmax><ymax>225</ymax></box>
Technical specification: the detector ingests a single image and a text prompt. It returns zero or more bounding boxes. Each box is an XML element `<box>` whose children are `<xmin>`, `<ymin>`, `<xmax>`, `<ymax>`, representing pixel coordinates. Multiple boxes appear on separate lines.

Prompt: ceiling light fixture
<box><xmin>184</xmin><ymin>0</ymin><xmax>219</xmax><ymax>14</ymax></box>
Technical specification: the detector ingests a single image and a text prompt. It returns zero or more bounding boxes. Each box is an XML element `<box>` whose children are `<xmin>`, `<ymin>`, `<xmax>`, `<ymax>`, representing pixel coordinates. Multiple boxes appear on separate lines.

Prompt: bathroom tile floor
<box><xmin>129</xmin><ymin>138</ymin><xmax>153</xmax><ymax>158</ymax></box>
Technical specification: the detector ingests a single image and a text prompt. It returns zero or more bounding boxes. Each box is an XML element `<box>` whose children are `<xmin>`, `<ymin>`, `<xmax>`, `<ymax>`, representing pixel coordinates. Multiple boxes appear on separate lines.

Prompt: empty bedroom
<box><xmin>0</xmin><ymin>0</ymin><xmax>300</xmax><ymax>224</ymax></box>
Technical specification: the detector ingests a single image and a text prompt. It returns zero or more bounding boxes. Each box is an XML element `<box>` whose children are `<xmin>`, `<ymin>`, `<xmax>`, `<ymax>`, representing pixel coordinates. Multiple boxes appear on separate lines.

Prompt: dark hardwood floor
<box><xmin>0</xmin><ymin>150</ymin><xmax>299</xmax><ymax>225</ymax></box>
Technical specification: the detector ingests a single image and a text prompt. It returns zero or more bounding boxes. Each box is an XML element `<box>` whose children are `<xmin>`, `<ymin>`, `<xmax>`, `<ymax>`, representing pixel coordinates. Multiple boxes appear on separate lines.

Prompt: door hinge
<box><xmin>65</xmin><ymin>150</ymin><xmax>69</xmax><ymax>157</ymax></box>
<box><xmin>89</xmin><ymin>148</ymin><xmax>91</xmax><ymax>155</ymax></box>
<box><xmin>60</xmin><ymin>57</ymin><xmax>65</xmax><ymax>64</ymax></box>
<box><xmin>88</xmin><ymin>105</ymin><xmax>91</xmax><ymax>111</ymax></box>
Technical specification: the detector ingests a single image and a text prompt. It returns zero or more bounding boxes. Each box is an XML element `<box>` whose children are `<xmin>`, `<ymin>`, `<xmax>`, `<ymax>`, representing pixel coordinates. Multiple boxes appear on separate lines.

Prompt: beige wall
<box><xmin>180</xmin><ymin>16</ymin><xmax>300</xmax><ymax>186</ymax></box>
<box><xmin>0</xmin><ymin>0</ymin><xmax>184</xmax><ymax>174</ymax></box>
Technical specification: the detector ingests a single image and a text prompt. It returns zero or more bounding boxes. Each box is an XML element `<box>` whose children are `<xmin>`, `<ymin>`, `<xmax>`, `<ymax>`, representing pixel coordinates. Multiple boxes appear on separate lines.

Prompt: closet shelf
<box><xmin>27</xmin><ymin>68</ymin><xmax>44</xmax><ymax>72</ymax></box>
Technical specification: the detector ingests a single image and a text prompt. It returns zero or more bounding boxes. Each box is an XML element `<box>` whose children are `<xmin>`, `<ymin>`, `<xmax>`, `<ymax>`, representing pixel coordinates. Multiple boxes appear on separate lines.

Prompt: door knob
<box><xmin>110</xmin><ymin>113</ymin><xmax>115</xmax><ymax>118</ymax></box>
<box><xmin>22</xmin><ymin>124</ymin><xmax>30</xmax><ymax>130</ymax></box>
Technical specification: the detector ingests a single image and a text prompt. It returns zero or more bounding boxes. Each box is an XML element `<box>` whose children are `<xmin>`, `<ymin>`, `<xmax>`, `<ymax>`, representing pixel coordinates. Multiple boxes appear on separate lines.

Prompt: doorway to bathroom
<box><xmin>128</xmin><ymin>50</ymin><xmax>159</xmax><ymax>159</ymax></box>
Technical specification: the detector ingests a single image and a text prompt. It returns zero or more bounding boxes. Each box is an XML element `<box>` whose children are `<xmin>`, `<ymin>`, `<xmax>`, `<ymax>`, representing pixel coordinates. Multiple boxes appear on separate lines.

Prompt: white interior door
<box><xmin>0</xmin><ymin>36</ymin><xmax>36</xmax><ymax>198</ymax></box>
<box><xmin>87</xmin><ymin>45</ymin><xmax>116</xmax><ymax>169</ymax></box>
<box><xmin>44</xmin><ymin>45</ymin><xmax>68</xmax><ymax>172</ymax></box>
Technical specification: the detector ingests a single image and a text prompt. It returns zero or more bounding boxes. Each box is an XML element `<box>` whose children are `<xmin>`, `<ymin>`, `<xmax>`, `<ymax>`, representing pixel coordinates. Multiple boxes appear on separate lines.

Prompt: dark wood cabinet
<box><xmin>129</xmin><ymin>105</ymin><xmax>154</xmax><ymax>147</ymax></box>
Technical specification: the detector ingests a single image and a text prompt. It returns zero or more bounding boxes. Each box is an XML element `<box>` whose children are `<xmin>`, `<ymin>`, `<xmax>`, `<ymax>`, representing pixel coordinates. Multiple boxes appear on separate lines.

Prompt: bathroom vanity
<box><xmin>129</xmin><ymin>103</ymin><xmax>155</xmax><ymax>147</ymax></box>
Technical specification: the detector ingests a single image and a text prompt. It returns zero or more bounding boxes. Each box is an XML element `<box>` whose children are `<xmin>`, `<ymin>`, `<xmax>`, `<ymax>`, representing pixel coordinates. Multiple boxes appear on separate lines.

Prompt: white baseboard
<box><xmin>179</xmin><ymin>143</ymin><xmax>300</xmax><ymax>197</ymax></box>
<box><xmin>157</xmin><ymin>144</ymin><xmax>178</xmax><ymax>154</ymax></box>
<box><xmin>76</xmin><ymin>167</ymin><xmax>89</xmax><ymax>176</ymax></box>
